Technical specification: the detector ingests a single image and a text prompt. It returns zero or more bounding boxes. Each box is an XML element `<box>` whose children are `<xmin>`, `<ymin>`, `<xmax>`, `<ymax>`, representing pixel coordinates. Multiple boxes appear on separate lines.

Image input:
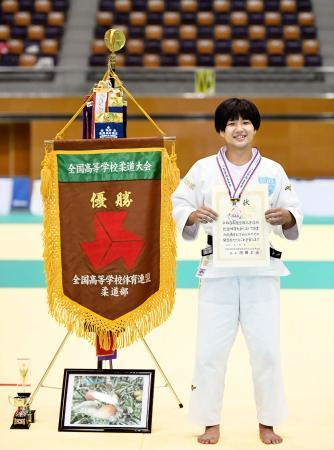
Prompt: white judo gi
<box><xmin>172</xmin><ymin>149</ymin><xmax>303</xmax><ymax>426</ymax></box>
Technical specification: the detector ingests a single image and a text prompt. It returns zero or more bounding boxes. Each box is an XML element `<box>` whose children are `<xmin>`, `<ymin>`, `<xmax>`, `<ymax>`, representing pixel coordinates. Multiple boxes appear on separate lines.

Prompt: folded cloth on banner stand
<box><xmin>96</xmin><ymin>333</ymin><xmax>117</xmax><ymax>361</ymax></box>
<box><xmin>41</xmin><ymin>137</ymin><xmax>178</xmax><ymax>350</ymax></box>
<box><xmin>83</xmin><ymin>82</ymin><xmax>127</xmax><ymax>139</ymax></box>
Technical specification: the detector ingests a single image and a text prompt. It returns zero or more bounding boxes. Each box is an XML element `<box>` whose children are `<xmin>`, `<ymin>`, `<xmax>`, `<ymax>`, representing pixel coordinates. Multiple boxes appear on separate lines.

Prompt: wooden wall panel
<box><xmin>1</xmin><ymin>96</ymin><xmax>334</xmax><ymax>115</ymax></box>
<box><xmin>0</xmin><ymin>123</ymin><xmax>29</xmax><ymax>176</ymax></box>
<box><xmin>30</xmin><ymin>121</ymin><xmax>82</xmax><ymax>179</ymax></box>
<box><xmin>29</xmin><ymin>119</ymin><xmax>334</xmax><ymax>179</ymax></box>
<box><xmin>128</xmin><ymin>120</ymin><xmax>334</xmax><ymax>178</ymax></box>
<box><xmin>13</xmin><ymin>123</ymin><xmax>30</xmax><ymax>176</ymax></box>
<box><xmin>288</xmin><ymin>122</ymin><xmax>334</xmax><ymax>178</ymax></box>
<box><xmin>0</xmin><ymin>125</ymin><xmax>10</xmax><ymax>176</ymax></box>
<box><xmin>0</xmin><ymin>96</ymin><xmax>332</xmax><ymax>179</ymax></box>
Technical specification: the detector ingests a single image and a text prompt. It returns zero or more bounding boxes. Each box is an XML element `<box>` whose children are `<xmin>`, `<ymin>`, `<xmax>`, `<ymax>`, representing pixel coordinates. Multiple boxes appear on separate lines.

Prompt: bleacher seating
<box><xmin>90</xmin><ymin>0</ymin><xmax>322</xmax><ymax>68</ymax></box>
<box><xmin>0</xmin><ymin>0</ymin><xmax>69</xmax><ymax>67</ymax></box>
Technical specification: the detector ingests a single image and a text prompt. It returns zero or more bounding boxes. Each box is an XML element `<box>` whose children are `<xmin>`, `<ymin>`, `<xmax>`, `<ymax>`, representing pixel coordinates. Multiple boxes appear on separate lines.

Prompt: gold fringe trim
<box><xmin>41</xmin><ymin>146</ymin><xmax>179</xmax><ymax>350</ymax></box>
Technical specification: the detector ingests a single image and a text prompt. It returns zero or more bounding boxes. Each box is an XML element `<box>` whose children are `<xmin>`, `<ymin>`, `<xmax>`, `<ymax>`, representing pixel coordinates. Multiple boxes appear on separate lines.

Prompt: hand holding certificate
<box><xmin>212</xmin><ymin>184</ymin><xmax>270</xmax><ymax>268</ymax></box>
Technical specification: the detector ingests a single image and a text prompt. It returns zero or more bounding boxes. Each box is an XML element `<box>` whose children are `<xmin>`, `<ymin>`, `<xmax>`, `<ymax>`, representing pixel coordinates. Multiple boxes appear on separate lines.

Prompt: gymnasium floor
<box><xmin>1</xmin><ymin>214</ymin><xmax>334</xmax><ymax>450</ymax></box>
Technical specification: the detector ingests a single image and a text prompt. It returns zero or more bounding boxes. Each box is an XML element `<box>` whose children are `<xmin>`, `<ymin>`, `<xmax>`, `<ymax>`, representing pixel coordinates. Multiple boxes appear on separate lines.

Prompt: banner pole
<box><xmin>27</xmin><ymin>332</ymin><xmax>70</xmax><ymax>407</ymax></box>
<box><xmin>139</xmin><ymin>334</ymin><xmax>183</xmax><ymax>408</ymax></box>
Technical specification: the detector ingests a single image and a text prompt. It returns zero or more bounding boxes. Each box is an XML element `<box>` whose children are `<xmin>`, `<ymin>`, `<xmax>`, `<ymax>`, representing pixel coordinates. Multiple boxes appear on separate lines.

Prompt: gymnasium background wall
<box><xmin>0</xmin><ymin>96</ymin><xmax>333</xmax><ymax>179</ymax></box>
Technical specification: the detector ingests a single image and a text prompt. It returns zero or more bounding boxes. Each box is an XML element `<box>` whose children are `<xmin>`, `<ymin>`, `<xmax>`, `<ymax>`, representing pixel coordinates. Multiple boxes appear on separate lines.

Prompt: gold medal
<box><xmin>231</xmin><ymin>198</ymin><xmax>240</xmax><ymax>206</ymax></box>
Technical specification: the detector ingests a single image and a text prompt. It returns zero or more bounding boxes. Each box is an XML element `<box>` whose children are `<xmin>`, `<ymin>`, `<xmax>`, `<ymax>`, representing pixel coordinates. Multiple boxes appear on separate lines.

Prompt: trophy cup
<box><xmin>9</xmin><ymin>395</ymin><xmax>31</xmax><ymax>429</ymax></box>
<box><xmin>9</xmin><ymin>358</ymin><xmax>35</xmax><ymax>429</ymax></box>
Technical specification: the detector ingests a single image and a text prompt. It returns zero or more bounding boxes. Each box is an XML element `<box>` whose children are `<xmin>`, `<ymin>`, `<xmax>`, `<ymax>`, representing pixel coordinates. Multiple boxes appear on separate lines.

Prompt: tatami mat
<box><xmin>1</xmin><ymin>288</ymin><xmax>334</xmax><ymax>449</ymax></box>
<box><xmin>1</xmin><ymin>220</ymin><xmax>334</xmax><ymax>449</ymax></box>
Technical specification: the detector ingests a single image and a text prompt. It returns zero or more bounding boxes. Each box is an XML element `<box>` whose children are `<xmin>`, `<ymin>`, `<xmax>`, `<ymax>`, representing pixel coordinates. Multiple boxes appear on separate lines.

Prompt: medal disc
<box><xmin>104</xmin><ymin>29</ymin><xmax>126</xmax><ymax>53</ymax></box>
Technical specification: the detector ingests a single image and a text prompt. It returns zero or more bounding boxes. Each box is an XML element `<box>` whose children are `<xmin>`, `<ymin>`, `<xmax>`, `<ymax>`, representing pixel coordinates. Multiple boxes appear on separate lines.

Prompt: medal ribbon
<box><xmin>216</xmin><ymin>147</ymin><xmax>261</xmax><ymax>201</ymax></box>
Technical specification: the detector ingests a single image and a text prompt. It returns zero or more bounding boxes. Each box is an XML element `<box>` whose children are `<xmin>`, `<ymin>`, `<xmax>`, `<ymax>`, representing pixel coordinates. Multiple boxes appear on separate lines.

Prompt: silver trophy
<box><xmin>9</xmin><ymin>358</ymin><xmax>35</xmax><ymax>429</ymax></box>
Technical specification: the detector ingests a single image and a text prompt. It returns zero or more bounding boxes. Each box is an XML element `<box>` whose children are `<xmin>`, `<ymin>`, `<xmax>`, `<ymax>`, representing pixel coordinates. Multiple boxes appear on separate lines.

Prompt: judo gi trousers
<box><xmin>189</xmin><ymin>276</ymin><xmax>288</xmax><ymax>426</ymax></box>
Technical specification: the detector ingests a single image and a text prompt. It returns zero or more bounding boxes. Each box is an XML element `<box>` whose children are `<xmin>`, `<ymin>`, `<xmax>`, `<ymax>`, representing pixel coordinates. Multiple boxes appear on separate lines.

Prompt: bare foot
<box><xmin>197</xmin><ymin>425</ymin><xmax>220</xmax><ymax>444</ymax></box>
<box><xmin>259</xmin><ymin>424</ymin><xmax>283</xmax><ymax>445</ymax></box>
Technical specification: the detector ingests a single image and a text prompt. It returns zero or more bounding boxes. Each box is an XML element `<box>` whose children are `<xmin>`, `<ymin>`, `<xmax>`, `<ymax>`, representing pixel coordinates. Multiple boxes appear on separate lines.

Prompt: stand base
<box><xmin>10</xmin><ymin>409</ymin><xmax>36</xmax><ymax>429</ymax></box>
<box><xmin>11</xmin><ymin>417</ymin><xmax>30</xmax><ymax>429</ymax></box>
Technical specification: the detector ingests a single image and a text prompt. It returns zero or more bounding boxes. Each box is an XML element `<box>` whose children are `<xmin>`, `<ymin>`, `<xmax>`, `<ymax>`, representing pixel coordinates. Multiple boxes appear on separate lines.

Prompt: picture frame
<box><xmin>58</xmin><ymin>369</ymin><xmax>155</xmax><ymax>433</ymax></box>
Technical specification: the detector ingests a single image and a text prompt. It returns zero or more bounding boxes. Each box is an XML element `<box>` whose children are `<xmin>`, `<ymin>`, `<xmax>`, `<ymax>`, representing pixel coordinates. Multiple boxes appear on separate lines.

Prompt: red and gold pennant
<box><xmin>41</xmin><ymin>137</ymin><xmax>179</xmax><ymax>350</ymax></box>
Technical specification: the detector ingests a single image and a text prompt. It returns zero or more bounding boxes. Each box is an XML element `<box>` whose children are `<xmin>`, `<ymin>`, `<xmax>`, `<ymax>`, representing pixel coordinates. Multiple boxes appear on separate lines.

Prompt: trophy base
<box><xmin>28</xmin><ymin>409</ymin><xmax>36</xmax><ymax>423</ymax></box>
<box><xmin>9</xmin><ymin>392</ymin><xmax>35</xmax><ymax>429</ymax></box>
<box><xmin>10</xmin><ymin>417</ymin><xmax>30</xmax><ymax>429</ymax></box>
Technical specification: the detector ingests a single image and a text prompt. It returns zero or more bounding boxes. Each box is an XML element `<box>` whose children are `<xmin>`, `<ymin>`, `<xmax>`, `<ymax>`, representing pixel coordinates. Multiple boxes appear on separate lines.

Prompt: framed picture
<box><xmin>58</xmin><ymin>369</ymin><xmax>155</xmax><ymax>433</ymax></box>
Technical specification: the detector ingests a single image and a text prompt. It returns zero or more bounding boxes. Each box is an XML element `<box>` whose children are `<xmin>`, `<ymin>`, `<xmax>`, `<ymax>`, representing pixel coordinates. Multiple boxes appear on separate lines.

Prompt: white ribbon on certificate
<box><xmin>212</xmin><ymin>184</ymin><xmax>270</xmax><ymax>268</ymax></box>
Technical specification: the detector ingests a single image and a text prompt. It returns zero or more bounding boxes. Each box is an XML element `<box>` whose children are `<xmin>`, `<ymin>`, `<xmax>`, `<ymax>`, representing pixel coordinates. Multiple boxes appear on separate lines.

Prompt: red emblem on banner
<box><xmin>80</xmin><ymin>211</ymin><xmax>144</xmax><ymax>270</ymax></box>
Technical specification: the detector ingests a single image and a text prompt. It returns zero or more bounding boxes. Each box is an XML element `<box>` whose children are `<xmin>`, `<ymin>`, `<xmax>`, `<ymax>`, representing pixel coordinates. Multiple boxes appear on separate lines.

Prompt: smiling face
<box><xmin>220</xmin><ymin>115</ymin><xmax>256</xmax><ymax>151</ymax></box>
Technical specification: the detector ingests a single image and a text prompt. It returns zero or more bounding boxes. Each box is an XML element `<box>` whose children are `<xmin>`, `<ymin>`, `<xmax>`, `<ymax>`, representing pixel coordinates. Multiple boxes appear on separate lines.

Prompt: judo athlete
<box><xmin>172</xmin><ymin>98</ymin><xmax>302</xmax><ymax>445</ymax></box>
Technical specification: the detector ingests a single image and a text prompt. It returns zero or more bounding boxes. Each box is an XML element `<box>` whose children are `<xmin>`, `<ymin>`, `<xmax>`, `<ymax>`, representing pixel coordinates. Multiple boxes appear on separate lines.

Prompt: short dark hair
<box><xmin>214</xmin><ymin>98</ymin><xmax>261</xmax><ymax>133</ymax></box>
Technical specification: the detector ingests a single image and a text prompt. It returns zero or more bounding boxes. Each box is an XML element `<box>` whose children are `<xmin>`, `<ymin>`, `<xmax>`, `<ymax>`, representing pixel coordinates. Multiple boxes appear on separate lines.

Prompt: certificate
<box><xmin>212</xmin><ymin>184</ymin><xmax>270</xmax><ymax>268</ymax></box>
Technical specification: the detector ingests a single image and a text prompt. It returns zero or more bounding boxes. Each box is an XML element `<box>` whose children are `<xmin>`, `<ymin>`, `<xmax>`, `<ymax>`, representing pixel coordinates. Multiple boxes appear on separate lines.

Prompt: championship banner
<box><xmin>41</xmin><ymin>137</ymin><xmax>179</xmax><ymax>350</ymax></box>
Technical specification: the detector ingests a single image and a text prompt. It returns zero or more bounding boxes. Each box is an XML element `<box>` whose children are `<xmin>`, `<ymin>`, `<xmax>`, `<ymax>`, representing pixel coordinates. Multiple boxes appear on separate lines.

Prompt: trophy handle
<box><xmin>8</xmin><ymin>395</ymin><xmax>30</xmax><ymax>408</ymax></box>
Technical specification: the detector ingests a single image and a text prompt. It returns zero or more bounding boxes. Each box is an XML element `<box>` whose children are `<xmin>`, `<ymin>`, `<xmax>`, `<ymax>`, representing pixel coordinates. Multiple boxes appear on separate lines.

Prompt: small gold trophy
<box><xmin>9</xmin><ymin>358</ymin><xmax>35</xmax><ymax>429</ymax></box>
<box><xmin>104</xmin><ymin>28</ymin><xmax>126</xmax><ymax>71</ymax></box>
